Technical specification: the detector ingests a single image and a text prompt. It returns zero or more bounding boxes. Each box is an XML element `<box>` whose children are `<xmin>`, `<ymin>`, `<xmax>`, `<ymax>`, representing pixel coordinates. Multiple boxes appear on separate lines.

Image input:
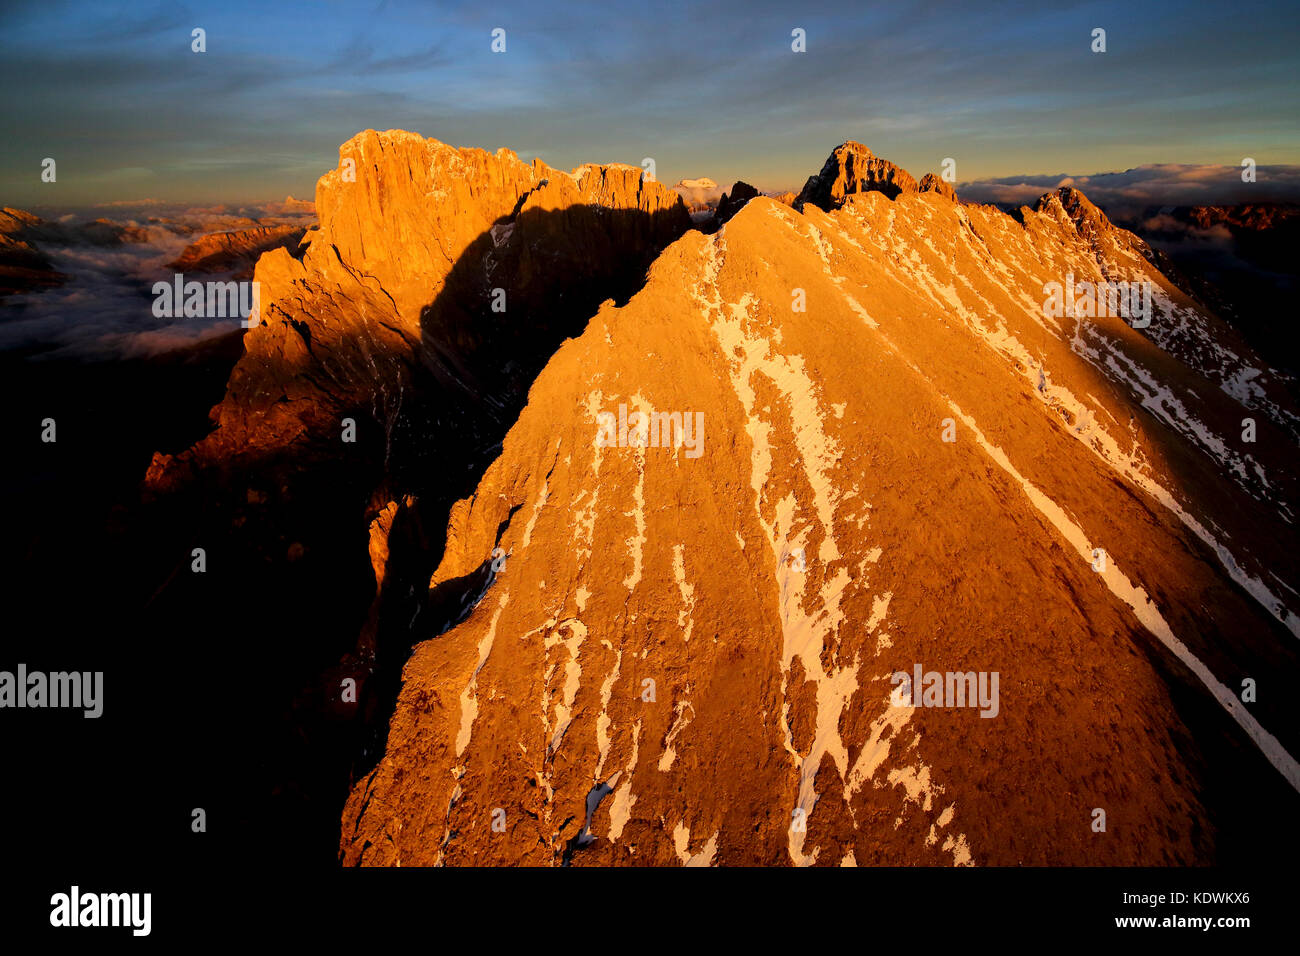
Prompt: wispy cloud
<box><xmin>2</xmin><ymin>0</ymin><xmax>1298</xmax><ymax>205</ymax></box>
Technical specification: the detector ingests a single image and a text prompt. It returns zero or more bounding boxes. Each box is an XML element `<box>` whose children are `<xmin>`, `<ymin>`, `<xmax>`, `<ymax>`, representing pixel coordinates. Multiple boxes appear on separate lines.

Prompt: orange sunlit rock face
<box><xmin>313</xmin><ymin>137</ymin><xmax>1300</xmax><ymax>867</ymax></box>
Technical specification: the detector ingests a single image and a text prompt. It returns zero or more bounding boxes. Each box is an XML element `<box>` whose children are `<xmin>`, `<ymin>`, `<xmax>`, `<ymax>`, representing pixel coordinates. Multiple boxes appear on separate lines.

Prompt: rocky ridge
<box><xmin>338</xmin><ymin>142</ymin><xmax>1300</xmax><ymax>867</ymax></box>
<box><xmin>168</xmin><ymin>223</ymin><xmax>309</xmax><ymax>279</ymax></box>
<box><xmin>797</xmin><ymin>140</ymin><xmax>922</xmax><ymax>209</ymax></box>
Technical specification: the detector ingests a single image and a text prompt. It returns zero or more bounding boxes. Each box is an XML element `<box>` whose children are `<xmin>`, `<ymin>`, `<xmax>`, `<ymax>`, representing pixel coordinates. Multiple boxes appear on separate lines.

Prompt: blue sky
<box><xmin>2</xmin><ymin>0</ymin><xmax>1298</xmax><ymax>206</ymax></box>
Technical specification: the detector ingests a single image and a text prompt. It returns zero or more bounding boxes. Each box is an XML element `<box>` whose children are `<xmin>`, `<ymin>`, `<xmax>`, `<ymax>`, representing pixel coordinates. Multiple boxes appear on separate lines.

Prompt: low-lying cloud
<box><xmin>1</xmin><ymin>200</ymin><xmax>314</xmax><ymax>360</ymax></box>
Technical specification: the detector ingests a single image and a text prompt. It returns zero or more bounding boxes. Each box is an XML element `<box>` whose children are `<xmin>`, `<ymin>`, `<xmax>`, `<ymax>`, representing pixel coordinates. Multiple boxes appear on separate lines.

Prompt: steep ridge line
<box><xmin>807</xmin><ymin>193</ymin><xmax>1300</xmax><ymax>638</ymax></box>
<box><xmin>801</xmin><ymin>201</ymin><xmax>1300</xmax><ymax>788</ymax></box>
<box><xmin>343</xmin><ymin>143</ymin><xmax>1296</xmax><ymax>865</ymax></box>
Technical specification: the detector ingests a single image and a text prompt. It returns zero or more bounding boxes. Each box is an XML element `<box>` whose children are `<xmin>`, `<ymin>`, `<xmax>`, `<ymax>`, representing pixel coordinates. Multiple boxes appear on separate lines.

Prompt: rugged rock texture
<box><xmin>918</xmin><ymin>173</ymin><xmax>957</xmax><ymax>201</ymax></box>
<box><xmin>168</xmin><ymin>223</ymin><xmax>308</xmax><ymax>279</ymax></box>
<box><xmin>1026</xmin><ymin>187</ymin><xmax>1296</xmax><ymax>425</ymax></box>
<box><xmin>147</xmin><ymin>129</ymin><xmax>690</xmax><ymax>492</ymax></box>
<box><xmin>797</xmin><ymin>141</ymin><xmax>920</xmax><ymax>210</ymax></box>
<box><xmin>136</xmin><ymin>130</ymin><xmax>693</xmax><ymax>859</ymax></box>
<box><xmin>342</xmin><ymin>146</ymin><xmax>1300</xmax><ymax>867</ymax></box>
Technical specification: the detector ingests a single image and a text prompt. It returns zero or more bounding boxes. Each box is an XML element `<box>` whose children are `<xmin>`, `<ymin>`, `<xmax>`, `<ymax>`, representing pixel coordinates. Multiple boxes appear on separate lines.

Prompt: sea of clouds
<box><xmin>0</xmin><ymin>199</ymin><xmax>314</xmax><ymax>361</ymax></box>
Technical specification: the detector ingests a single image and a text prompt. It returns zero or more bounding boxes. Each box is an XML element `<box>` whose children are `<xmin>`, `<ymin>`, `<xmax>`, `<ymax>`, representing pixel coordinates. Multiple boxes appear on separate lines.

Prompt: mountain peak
<box><xmin>1033</xmin><ymin>185</ymin><xmax>1118</xmax><ymax>237</ymax></box>
<box><xmin>835</xmin><ymin>140</ymin><xmax>875</xmax><ymax>157</ymax></box>
<box><xmin>917</xmin><ymin>172</ymin><xmax>957</xmax><ymax>201</ymax></box>
<box><xmin>797</xmin><ymin>141</ymin><xmax>918</xmax><ymax>210</ymax></box>
<box><xmin>706</xmin><ymin>180</ymin><xmax>760</xmax><ymax>230</ymax></box>
<box><xmin>147</xmin><ymin>128</ymin><xmax>691</xmax><ymax>488</ymax></box>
